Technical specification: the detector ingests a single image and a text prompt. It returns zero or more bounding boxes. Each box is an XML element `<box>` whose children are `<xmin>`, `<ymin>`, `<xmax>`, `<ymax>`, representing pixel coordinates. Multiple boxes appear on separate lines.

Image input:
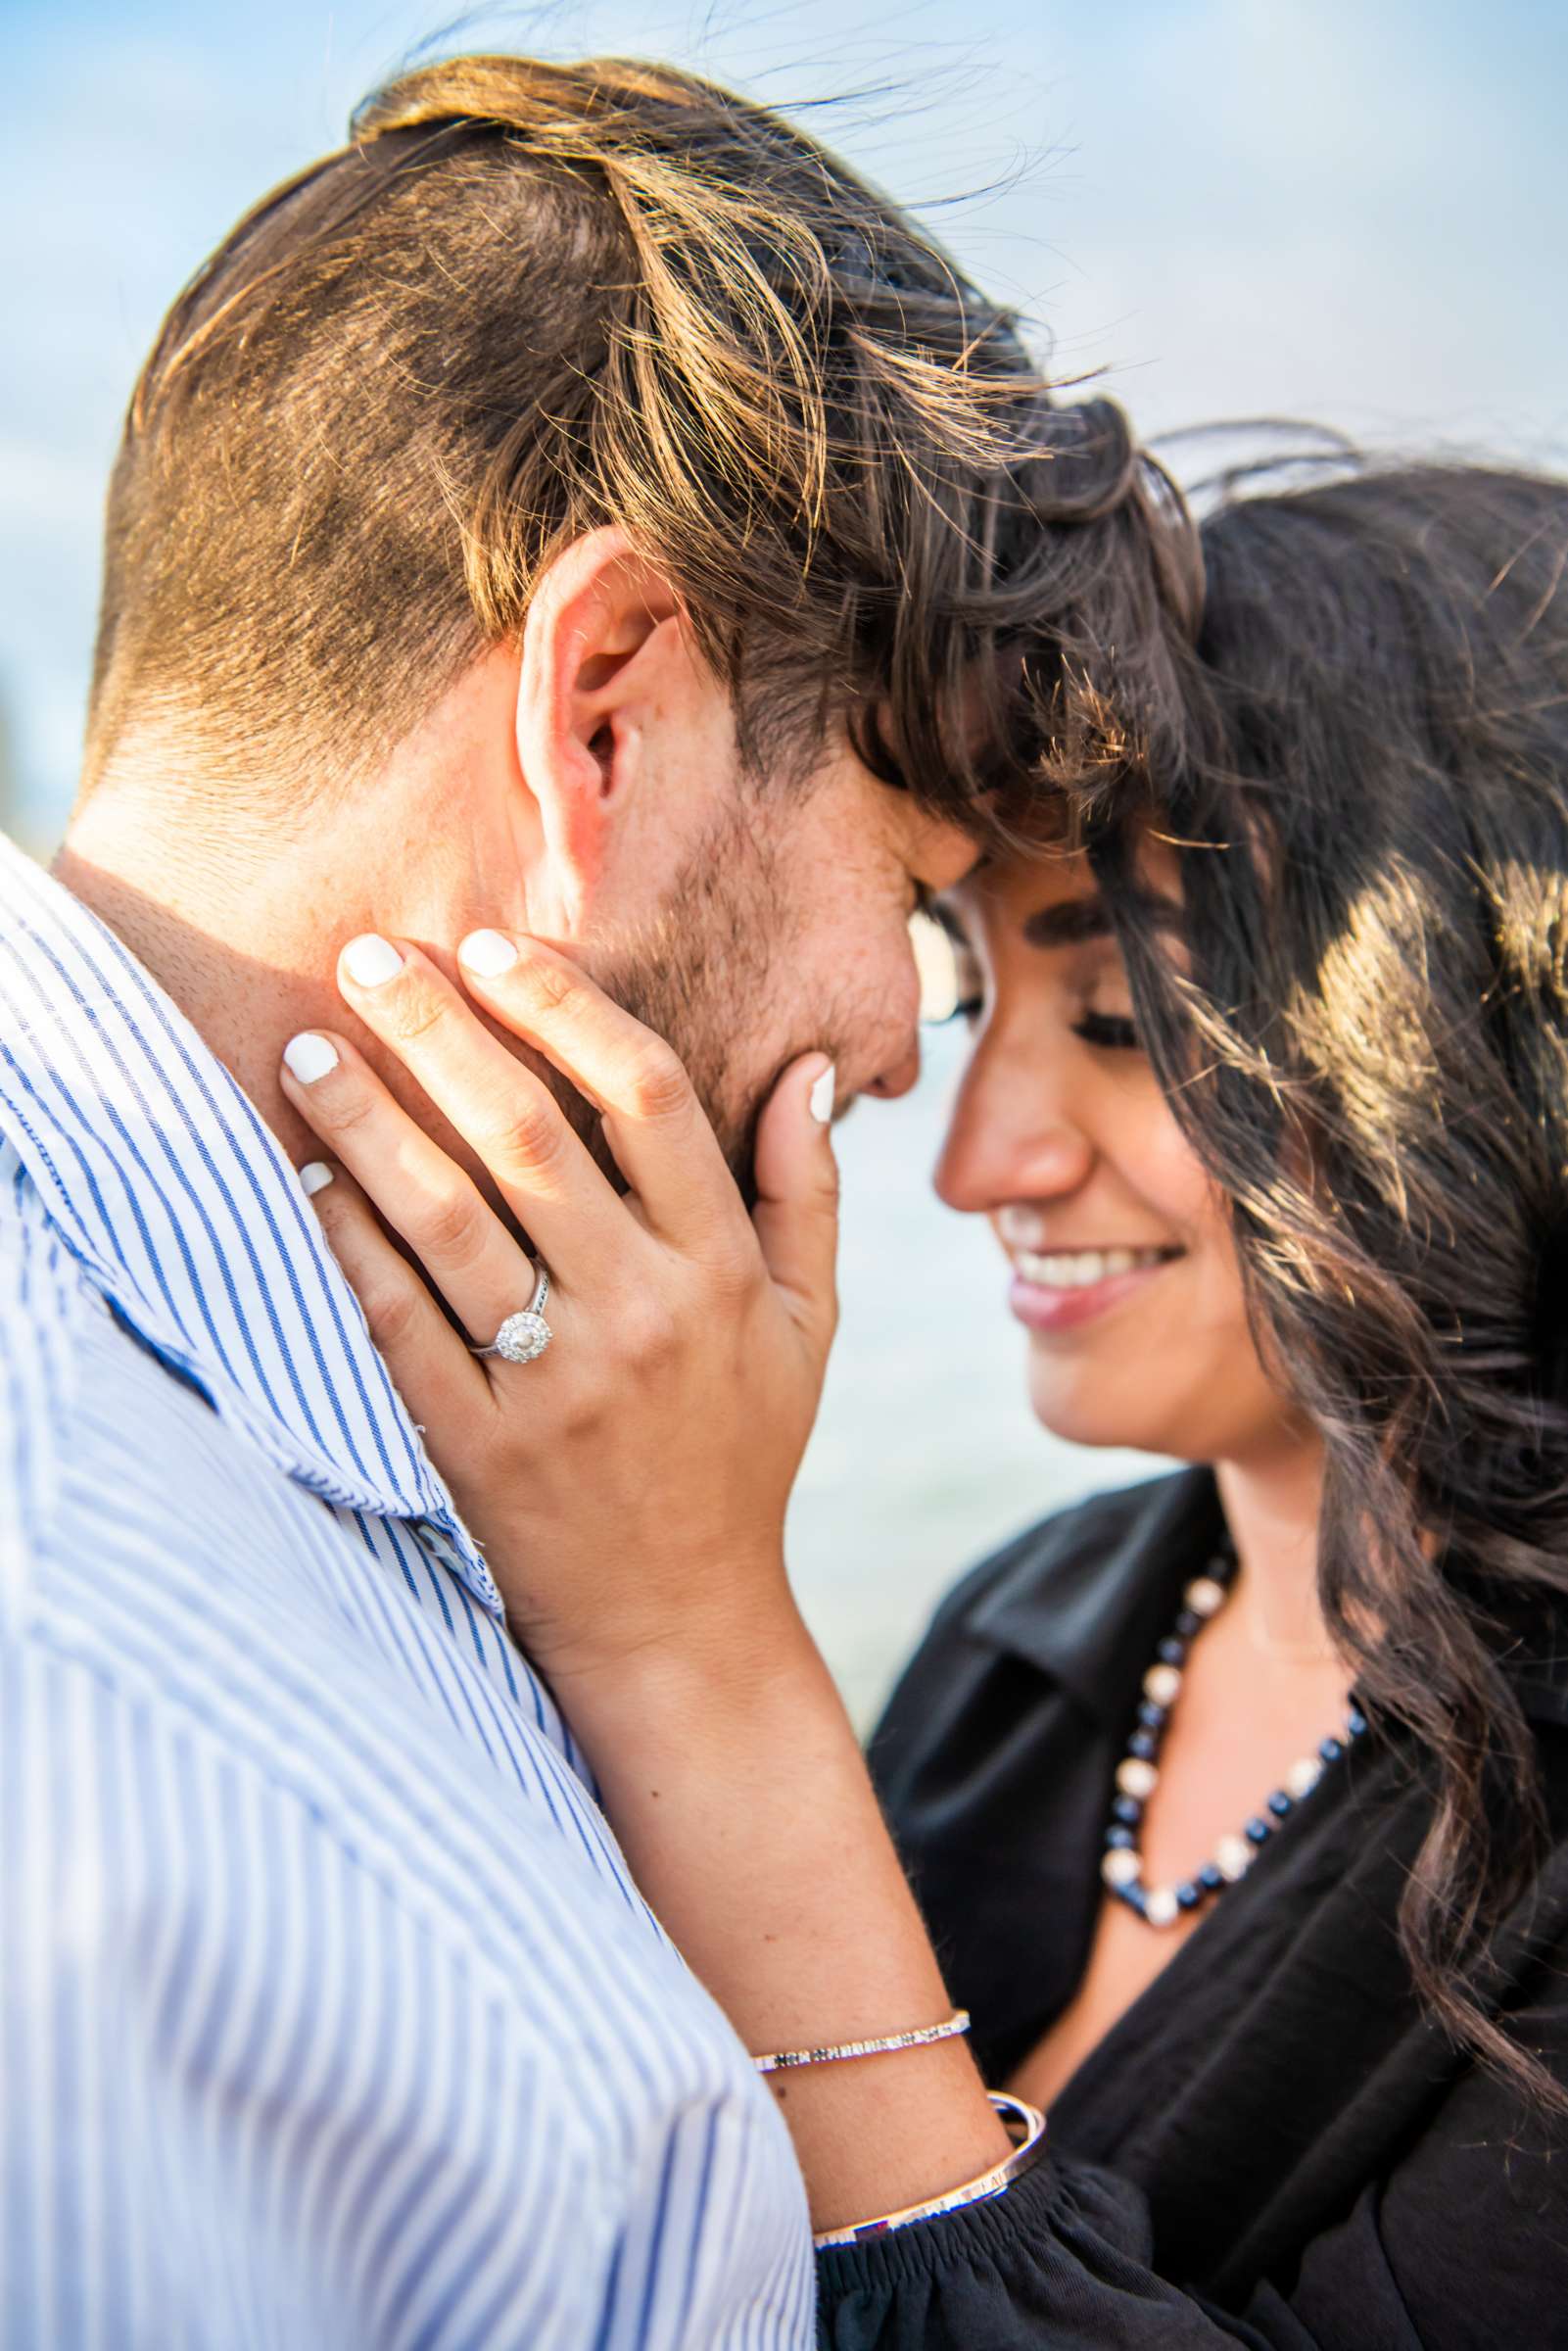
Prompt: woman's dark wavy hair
<box><xmin>1080</xmin><ymin>459</ymin><xmax>1568</xmax><ymax>2111</ymax></box>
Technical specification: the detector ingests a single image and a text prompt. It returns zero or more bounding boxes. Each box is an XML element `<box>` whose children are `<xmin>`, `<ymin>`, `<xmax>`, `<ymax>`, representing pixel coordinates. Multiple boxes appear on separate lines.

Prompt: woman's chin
<box><xmin>1029</xmin><ymin>1403</ymin><xmax>1164</xmax><ymax>1455</ymax></box>
<box><xmin>1023</xmin><ymin>1362</ymin><xmax>1181</xmax><ymax>1458</ymax></box>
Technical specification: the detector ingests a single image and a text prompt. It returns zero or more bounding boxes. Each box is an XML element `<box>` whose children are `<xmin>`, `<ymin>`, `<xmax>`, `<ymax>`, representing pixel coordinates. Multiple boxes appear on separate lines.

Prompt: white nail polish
<box><xmin>300</xmin><ymin>1162</ymin><xmax>334</xmax><ymax>1197</ymax></box>
<box><xmin>809</xmin><ymin>1064</ymin><xmax>836</xmax><ymax>1126</ymax></box>
<box><xmin>284</xmin><ymin>1032</ymin><xmax>340</xmax><ymax>1085</ymax></box>
<box><xmin>341</xmin><ymin>934</ymin><xmax>404</xmax><ymax>988</ymax></box>
<box><xmin>459</xmin><ymin>929</ymin><xmax>519</xmax><ymax>978</ymax></box>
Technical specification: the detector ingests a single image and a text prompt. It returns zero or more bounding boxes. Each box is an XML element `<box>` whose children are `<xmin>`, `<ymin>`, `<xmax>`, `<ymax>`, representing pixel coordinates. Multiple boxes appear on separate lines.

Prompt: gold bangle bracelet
<box><xmin>811</xmin><ymin>2091</ymin><xmax>1049</xmax><ymax>2249</ymax></box>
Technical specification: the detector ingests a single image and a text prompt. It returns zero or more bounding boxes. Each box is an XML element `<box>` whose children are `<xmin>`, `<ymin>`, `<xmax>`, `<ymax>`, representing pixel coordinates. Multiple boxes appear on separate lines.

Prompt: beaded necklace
<box><xmin>1101</xmin><ymin>1540</ymin><xmax>1369</xmax><ymax>1930</ymax></box>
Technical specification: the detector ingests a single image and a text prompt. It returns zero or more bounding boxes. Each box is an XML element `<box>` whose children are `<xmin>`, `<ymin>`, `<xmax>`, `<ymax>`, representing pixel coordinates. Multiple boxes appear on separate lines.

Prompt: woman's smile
<box><xmin>1005</xmin><ymin>1241</ymin><xmax>1185</xmax><ymax>1333</ymax></box>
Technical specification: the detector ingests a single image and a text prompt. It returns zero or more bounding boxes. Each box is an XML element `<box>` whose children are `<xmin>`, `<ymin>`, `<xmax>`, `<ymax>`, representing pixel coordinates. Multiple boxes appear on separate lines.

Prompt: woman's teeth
<box><xmin>1014</xmin><ymin>1246</ymin><xmax>1173</xmax><ymax>1290</ymax></box>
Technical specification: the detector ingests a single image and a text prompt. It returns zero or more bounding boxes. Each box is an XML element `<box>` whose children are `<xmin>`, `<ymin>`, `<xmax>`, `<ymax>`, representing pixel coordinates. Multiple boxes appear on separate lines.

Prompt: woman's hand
<box><xmin>283</xmin><ymin>926</ymin><xmax>1011</xmax><ymax>2232</ymax></box>
<box><xmin>280</xmin><ymin>926</ymin><xmax>839</xmax><ymax>1695</ymax></box>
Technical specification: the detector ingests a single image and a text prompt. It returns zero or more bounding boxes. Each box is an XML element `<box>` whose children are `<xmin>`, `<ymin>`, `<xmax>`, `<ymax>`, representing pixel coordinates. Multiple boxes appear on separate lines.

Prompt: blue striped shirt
<box><xmin>0</xmin><ymin>832</ymin><xmax>814</xmax><ymax>2349</ymax></box>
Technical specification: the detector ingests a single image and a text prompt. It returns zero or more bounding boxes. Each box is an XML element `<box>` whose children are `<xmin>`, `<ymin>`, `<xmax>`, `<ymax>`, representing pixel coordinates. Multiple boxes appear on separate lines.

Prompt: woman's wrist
<box><xmin>541</xmin><ymin>1571</ymin><xmax>820</xmax><ymax>1750</ymax></box>
<box><xmin>548</xmin><ymin>1592</ymin><xmax>1012</xmax><ymax>2230</ymax></box>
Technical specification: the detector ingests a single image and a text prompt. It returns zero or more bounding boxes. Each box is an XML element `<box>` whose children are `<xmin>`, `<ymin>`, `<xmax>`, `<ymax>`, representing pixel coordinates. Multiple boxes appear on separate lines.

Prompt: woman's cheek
<box><xmin>1103</xmin><ymin>1080</ymin><xmax>1214</xmax><ymax>1237</ymax></box>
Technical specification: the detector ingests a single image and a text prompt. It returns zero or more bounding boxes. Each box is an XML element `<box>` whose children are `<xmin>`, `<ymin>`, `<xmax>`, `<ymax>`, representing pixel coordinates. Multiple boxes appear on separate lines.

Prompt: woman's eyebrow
<box><xmin>1022</xmin><ymin>894</ymin><xmax>1181</xmax><ymax>948</ymax></box>
<box><xmin>1022</xmin><ymin>898</ymin><xmax>1115</xmax><ymax>948</ymax></box>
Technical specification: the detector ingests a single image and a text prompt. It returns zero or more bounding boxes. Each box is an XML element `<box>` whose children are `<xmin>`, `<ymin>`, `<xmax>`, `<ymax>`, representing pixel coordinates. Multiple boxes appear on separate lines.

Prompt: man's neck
<box><xmin>53</xmin><ymin>801</ymin><xmax>357</xmax><ymax>1170</ymax></box>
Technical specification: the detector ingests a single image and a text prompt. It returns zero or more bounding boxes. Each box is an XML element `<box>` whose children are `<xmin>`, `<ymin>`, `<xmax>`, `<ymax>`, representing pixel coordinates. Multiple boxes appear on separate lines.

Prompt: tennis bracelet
<box><xmin>753</xmin><ymin>2007</ymin><xmax>973</xmax><ymax>2074</ymax></box>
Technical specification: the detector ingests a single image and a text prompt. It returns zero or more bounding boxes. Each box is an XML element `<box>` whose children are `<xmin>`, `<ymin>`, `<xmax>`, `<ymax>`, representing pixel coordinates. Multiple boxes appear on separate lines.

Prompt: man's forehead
<box><xmin>868</xmin><ymin>679</ymin><xmax>1022</xmax><ymax>850</ymax></box>
<box><xmin>898</xmin><ymin>797</ymin><xmax>985</xmax><ymax>888</ymax></box>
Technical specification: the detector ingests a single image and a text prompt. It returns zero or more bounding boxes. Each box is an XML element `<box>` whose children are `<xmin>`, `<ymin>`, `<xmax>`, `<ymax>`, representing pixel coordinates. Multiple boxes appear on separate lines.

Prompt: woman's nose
<box><xmin>934</xmin><ymin>1036</ymin><xmax>1094</xmax><ymax>1215</ymax></box>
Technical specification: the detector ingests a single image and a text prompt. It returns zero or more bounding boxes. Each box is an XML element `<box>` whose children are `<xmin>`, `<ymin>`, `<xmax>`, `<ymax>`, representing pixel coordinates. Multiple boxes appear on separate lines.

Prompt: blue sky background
<box><xmin>7</xmin><ymin>0</ymin><xmax>1567</xmax><ymax>1712</ymax></box>
<box><xmin>7</xmin><ymin>0</ymin><xmax>1567</xmax><ymax>838</ymax></box>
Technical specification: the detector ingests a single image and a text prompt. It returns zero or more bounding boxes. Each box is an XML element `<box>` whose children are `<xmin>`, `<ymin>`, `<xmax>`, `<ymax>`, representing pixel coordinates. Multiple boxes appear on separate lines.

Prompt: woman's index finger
<box><xmin>455</xmin><ymin>931</ymin><xmax>744</xmax><ymax>1249</ymax></box>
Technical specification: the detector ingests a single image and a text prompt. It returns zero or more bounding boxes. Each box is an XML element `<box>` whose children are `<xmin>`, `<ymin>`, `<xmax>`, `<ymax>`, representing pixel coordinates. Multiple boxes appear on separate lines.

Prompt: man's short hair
<box><xmin>88</xmin><ymin>54</ymin><xmax>1198</xmax><ymax>828</ymax></box>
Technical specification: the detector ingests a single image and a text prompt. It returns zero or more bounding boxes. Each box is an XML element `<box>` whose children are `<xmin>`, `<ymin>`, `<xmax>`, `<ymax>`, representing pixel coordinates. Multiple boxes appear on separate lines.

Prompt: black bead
<box><xmin>1319</xmin><ymin>1736</ymin><xmax>1345</xmax><ymax>1764</ymax></box>
<box><xmin>1245</xmin><ymin>1817</ymin><xmax>1271</xmax><ymax>1845</ymax></box>
<box><xmin>1198</xmin><ymin>1862</ymin><xmax>1225</xmax><ymax>1893</ymax></box>
<box><xmin>1267</xmin><ymin>1791</ymin><xmax>1293</xmax><ymax>1818</ymax></box>
<box><xmin>1106</xmin><ymin>1825</ymin><xmax>1137</xmax><ymax>1849</ymax></box>
<box><xmin>1157</xmin><ymin>1637</ymin><xmax>1188</xmax><ymax>1666</ymax></box>
<box><xmin>1173</xmin><ymin>1608</ymin><xmax>1202</xmax><ymax>1639</ymax></box>
<box><xmin>1112</xmin><ymin>1794</ymin><xmax>1144</xmax><ymax>1826</ymax></box>
<box><xmin>1176</xmin><ymin>1882</ymin><xmax>1203</xmax><ymax>1910</ymax></box>
<box><xmin>1137</xmin><ymin>1700</ymin><xmax>1167</xmax><ymax>1731</ymax></box>
<box><xmin>1127</xmin><ymin>1730</ymin><xmax>1159</xmax><ymax>1761</ymax></box>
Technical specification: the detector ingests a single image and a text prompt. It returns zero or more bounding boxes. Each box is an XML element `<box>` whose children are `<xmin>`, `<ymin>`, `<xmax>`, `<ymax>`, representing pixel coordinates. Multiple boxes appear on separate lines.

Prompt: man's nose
<box><xmin>934</xmin><ymin>1036</ymin><xmax>1094</xmax><ymax>1213</ymax></box>
<box><xmin>863</xmin><ymin>1032</ymin><xmax>923</xmax><ymax>1103</ymax></box>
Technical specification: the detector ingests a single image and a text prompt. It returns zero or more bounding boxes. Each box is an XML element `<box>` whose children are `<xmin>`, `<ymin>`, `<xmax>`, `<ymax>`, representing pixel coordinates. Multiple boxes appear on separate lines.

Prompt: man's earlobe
<box><xmin>513</xmin><ymin>527</ymin><xmax>681</xmax><ymax>935</ymax></box>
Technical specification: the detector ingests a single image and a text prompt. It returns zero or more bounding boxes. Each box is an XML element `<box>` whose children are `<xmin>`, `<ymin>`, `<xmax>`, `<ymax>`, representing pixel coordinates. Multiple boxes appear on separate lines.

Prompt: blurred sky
<box><xmin>6</xmin><ymin>0</ymin><xmax>1568</xmax><ymax>838</ymax></box>
<box><xmin>6</xmin><ymin>0</ymin><xmax>1568</xmax><ymax>1715</ymax></box>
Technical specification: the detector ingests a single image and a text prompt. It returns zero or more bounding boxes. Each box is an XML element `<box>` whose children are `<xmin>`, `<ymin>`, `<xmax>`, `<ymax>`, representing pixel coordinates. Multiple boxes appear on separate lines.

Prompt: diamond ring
<box><xmin>470</xmin><ymin>1267</ymin><xmax>552</xmax><ymax>1365</ymax></box>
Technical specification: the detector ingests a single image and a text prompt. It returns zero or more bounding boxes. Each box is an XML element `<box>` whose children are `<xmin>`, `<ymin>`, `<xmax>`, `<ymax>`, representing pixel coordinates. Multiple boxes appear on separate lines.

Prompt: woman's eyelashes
<box><xmin>1073</xmin><ymin>1009</ymin><xmax>1141</xmax><ymax>1051</ymax></box>
<box><xmin>923</xmin><ymin>911</ymin><xmax>1141</xmax><ymax>1042</ymax></box>
<box><xmin>942</xmin><ymin>1003</ymin><xmax>1139</xmax><ymax>1045</ymax></box>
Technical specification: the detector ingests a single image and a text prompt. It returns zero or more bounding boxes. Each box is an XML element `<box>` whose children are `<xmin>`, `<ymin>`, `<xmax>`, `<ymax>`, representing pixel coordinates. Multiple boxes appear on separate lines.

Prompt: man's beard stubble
<box><xmin>415</xmin><ymin>800</ymin><xmax>857</xmax><ymax>1314</ymax></box>
<box><xmin>557</xmin><ymin>805</ymin><xmax>802</xmax><ymax>1212</ymax></box>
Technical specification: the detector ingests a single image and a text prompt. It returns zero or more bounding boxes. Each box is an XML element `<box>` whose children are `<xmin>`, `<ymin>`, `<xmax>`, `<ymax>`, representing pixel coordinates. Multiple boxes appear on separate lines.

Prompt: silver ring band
<box><xmin>470</xmin><ymin>1267</ymin><xmax>552</xmax><ymax>1365</ymax></box>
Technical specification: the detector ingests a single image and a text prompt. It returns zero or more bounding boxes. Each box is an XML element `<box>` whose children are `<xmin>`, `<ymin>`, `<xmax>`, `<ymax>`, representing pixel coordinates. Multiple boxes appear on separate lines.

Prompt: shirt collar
<box><xmin>968</xmin><ymin>1462</ymin><xmax>1568</xmax><ymax>1734</ymax></box>
<box><xmin>968</xmin><ymin>1465</ymin><xmax>1226</xmax><ymax>1727</ymax></box>
<box><xmin>0</xmin><ymin>831</ymin><xmax>503</xmax><ymax>1618</ymax></box>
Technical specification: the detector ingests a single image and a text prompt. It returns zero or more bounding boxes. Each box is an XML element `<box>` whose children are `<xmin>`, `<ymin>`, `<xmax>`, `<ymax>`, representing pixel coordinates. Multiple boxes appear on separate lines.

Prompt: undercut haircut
<box><xmin>86</xmin><ymin>53</ymin><xmax>1198</xmax><ymax>832</ymax></box>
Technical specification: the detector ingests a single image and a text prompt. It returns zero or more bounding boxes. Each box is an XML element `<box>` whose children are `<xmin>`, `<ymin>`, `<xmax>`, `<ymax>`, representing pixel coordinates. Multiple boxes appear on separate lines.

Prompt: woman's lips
<box><xmin>1007</xmin><ymin>1246</ymin><xmax>1182</xmax><ymax>1333</ymax></box>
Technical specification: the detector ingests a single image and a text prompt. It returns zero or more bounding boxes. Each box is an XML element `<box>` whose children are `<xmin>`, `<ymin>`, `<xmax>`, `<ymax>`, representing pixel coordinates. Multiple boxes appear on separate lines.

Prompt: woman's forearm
<box><xmin>289</xmin><ymin>933</ymin><xmax>1011</xmax><ymax>2226</ymax></box>
<box><xmin>555</xmin><ymin>1596</ymin><xmax>1013</xmax><ymax>2231</ymax></box>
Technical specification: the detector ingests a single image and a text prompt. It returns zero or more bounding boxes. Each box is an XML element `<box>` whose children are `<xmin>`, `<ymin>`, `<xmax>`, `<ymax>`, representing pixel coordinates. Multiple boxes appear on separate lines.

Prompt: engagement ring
<box><xmin>470</xmin><ymin>1268</ymin><xmax>553</xmax><ymax>1365</ymax></box>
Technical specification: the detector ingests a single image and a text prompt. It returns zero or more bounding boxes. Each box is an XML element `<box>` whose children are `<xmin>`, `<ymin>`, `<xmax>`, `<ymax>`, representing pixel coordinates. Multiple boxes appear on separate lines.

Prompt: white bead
<box><xmin>1215</xmin><ymin>1833</ymin><xmax>1253</xmax><ymax>1883</ymax></box>
<box><xmin>1117</xmin><ymin>1757</ymin><xmax>1159</xmax><ymax>1800</ymax></box>
<box><xmin>1185</xmin><ymin>1576</ymin><xmax>1227</xmax><ymax>1618</ymax></box>
<box><xmin>1143</xmin><ymin>1663</ymin><xmax>1182</xmax><ymax>1707</ymax></box>
<box><xmin>1143</xmin><ymin>1887</ymin><xmax>1180</xmax><ymax>1928</ymax></box>
<box><xmin>1102</xmin><ymin>1848</ymin><xmax>1142</xmax><ymax>1890</ymax></box>
<box><xmin>1286</xmin><ymin>1757</ymin><xmax>1324</xmax><ymax>1801</ymax></box>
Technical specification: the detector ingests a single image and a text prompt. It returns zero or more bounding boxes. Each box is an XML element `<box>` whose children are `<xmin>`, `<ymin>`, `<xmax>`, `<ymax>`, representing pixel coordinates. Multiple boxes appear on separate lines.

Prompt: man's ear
<box><xmin>514</xmin><ymin>525</ymin><xmax>682</xmax><ymax>936</ymax></box>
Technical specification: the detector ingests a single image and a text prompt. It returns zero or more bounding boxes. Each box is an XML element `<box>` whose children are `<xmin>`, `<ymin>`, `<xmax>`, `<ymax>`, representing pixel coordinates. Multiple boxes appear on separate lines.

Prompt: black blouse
<box><xmin>816</xmin><ymin>1467</ymin><xmax>1568</xmax><ymax>2349</ymax></box>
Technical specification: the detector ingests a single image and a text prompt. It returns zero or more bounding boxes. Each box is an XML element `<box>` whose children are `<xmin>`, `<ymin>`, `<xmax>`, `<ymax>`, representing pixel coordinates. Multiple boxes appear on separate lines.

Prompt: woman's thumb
<box><xmin>751</xmin><ymin>1054</ymin><xmax>840</xmax><ymax>1352</ymax></box>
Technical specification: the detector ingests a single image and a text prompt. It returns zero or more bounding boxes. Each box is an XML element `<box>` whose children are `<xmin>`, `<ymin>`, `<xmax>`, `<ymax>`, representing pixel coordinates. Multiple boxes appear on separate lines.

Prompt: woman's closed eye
<box><xmin>1073</xmin><ymin>1009</ymin><xmax>1141</xmax><ymax>1051</ymax></box>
